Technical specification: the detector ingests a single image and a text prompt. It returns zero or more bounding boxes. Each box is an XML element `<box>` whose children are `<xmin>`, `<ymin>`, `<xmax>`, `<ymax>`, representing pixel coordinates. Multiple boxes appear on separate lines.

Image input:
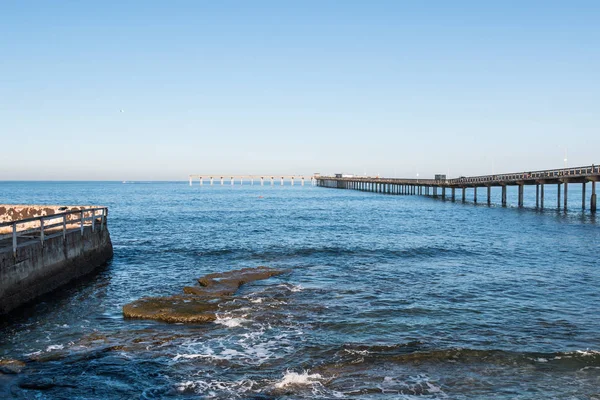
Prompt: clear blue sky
<box><xmin>1</xmin><ymin>1</ymin><xmax>598</xmax><ymax>180</ymax></box>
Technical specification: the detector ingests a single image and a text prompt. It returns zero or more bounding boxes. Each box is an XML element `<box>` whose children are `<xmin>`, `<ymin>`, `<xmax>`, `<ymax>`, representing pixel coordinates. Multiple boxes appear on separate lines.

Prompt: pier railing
<box><xmin>319</xmin><ymin>165</ymin><xmax>599</xmax><ymax>187</ymax></box>
<box><xmin>0</xmin><ymin>207</ymin><xmax>108</xmax><ymax>256</ymax></box>
<box><xmin>448</xmin><ymin>165</ymin><xmax>599</xmax><ymax>185</ymax></box>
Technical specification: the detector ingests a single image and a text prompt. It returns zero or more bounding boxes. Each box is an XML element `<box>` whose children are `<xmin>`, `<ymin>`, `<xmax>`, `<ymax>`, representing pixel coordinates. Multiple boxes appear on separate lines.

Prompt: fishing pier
<box><xmin>316</xmin><ymin>165</ymin><xmax>599</xmax><ymax>212</ymax></box>
<box><xmin>189</xmin><ymin>175</ymin><xmax>316</xmax><ymax>186</ymax></box>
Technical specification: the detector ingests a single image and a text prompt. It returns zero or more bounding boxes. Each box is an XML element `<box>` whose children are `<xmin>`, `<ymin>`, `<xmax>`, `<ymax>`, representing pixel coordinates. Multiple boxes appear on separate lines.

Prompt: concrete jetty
<box><xmin>316</xmin><ymin>164</ymin><xmax>599</xmax><ymax>212</ymax></box>
<box><xmin>0</xmin><ymin>205</ymin><xmax>113</xmax><ymax>314</ymax></box>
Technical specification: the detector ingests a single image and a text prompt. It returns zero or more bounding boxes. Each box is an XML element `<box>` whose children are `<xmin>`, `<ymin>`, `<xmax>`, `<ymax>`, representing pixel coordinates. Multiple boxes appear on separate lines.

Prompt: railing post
<box><xmin>12</xmin><ymin>222</ymin><xmax>17</xmax><ymax>258</ymax></box>
<box><xmin>92</xmin><ymin>209</ymin><xmax>96</xmax><ymax>232</ymax></box>
<box><xmin>40</xmin><ymin>218</ymin><xmax>45</xmax><ymax>245</ymax></box>
<box><xmin>80</xmin><ymin>211</ymin><xmax>84</xmax><ymax>236</ymax></box>
<box><xmin>101</xmin><ymin>209</ymin><xmax>105</xmax><ymax>230</ymax></box>
<box><xmin>63</xmin><ymin>215</ymin><xmax>67</xmax><ymax>239</ymax></box>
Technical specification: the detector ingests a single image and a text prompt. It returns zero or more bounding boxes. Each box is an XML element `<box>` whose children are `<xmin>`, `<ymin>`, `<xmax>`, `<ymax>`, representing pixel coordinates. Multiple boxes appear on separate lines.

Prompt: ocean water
<box><xmin>1</xmin><ymin>181</ymin><xmax>599</xmax><ymax>399</ymax></box>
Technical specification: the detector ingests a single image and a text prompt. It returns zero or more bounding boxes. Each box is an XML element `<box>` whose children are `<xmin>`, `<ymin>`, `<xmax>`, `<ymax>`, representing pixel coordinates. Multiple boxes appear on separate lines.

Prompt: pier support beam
<box><xmin>487</xmin><ymin>186</ymin><xmax>491</xmax><ymax>206</ymax></box>
<box><xmin>591</xmin><ymin>181</ymin><xmax>597</xmax><ymax>212</ymax></box>
<box><xmin>501</xmin><ymin>185</ymin><xmax>507</xmax><ymax>207</ymax></box>
<box><xmin>557</xmin><ymin>183</ymin><xmax>561</xmax><ymax>209</ymax></box>
<box><xmin>536</xmin><ymin>184</ymin><xmax>539</xmax><ymax>208</ymax></box>
<box><xmin>462</xmin><ymin>187</ymin><xmax>466</xmax><ymax>203</ymax></box>
<box><xmin>563</xmin><ymin>182</ymin><xmax>568</xmax><ymax>211</ymax></box>
<box><xmin>451</xmin><ymin>188</ymin><xmax>456</xmax><ymax>202</ymax></box>
<box><xmin>518</xmin><ymin>184</ymin><xmax>524</xmax><ymax>207</ymax></box>
<box><xmin>582</xmin><ymin>182</ymin><xmax>586</xmax><ymax>210</ymax></box>
<box><xmin>442</xmin><ymin>187</ymin><xmax>446</xmax><ymax>200</ymax></box>
<box><xmin>474</xmin><ymin>187</ymin><xmax>477</xmax><ymax>204</ymax></box>
<box><xmin>540</xmin><ymin>184</ymin><xmax>544</xmax><ymax>209</ymax></box>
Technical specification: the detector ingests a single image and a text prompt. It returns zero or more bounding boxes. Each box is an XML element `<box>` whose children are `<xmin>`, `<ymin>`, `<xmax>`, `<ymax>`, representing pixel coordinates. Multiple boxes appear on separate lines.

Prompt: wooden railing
<box><xmin>0</xmin><ymin>207</ymin><xmax>108</xmax><ymax>256</ymax></box>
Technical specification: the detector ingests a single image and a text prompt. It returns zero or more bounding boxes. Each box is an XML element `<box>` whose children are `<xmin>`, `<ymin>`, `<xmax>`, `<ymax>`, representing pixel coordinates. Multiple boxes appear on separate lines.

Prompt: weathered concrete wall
<box><xmin>0</xmin><ymin>226</ymin><xmax>113</xmax><ymax>314</ymax></box>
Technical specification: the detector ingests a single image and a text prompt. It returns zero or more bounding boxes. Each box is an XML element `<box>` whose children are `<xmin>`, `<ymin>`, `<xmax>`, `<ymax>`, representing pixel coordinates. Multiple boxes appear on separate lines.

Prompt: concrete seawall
<box><xmin>0</xmin><ymin>206</ymin><xmax>113</xmax><ymax>314</ymax></box>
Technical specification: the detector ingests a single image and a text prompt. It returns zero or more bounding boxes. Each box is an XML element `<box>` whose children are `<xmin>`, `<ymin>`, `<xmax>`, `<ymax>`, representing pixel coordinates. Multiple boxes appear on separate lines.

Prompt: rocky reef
<box><xmin>123</xmin><ymin>266</ymin><xmax>286</xmax><ymax>323</ymax></box>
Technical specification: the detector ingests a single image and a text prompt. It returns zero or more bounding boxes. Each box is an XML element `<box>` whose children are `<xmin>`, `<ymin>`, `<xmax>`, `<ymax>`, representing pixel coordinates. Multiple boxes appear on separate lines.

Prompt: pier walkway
<box><xmin>316</xmin><ymin>164</ymin><xmax>599</xmax><ymax>212</ymax></box>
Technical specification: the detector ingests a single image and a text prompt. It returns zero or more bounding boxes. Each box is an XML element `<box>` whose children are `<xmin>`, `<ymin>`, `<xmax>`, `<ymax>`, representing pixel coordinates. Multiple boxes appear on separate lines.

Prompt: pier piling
<box><xmin>518</xmin><ymin>184</ymin><xmax>524</xmax><ymax>207</ymax></box>
<box><xmin>592</xmin><ymin>181</ymin><xmax>597</xmax><ymax>212</ymax></box>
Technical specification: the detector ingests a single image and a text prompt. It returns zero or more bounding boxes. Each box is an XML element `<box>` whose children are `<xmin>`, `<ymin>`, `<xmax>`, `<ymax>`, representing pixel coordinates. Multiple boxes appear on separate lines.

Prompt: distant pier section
<box><xmin>316</xmin><ymin>165</ymin><xmax>599</xmax><ymax>212</ymax></box>
<box><xmin>189</xmin><ymin>174</ymin><xmax>317</xmax><ymax>186</ymax></box>
<box><xmin>0</xmin><ymin>205</ymin><xmax>113</xmax><ymax>314</ymax></box>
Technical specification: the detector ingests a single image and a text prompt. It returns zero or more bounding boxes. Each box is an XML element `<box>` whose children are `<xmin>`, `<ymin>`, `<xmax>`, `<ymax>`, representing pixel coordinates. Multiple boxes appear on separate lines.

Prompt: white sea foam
<box><xmin>46</xmin><ymin>344</ymin><xmax>64</xmax><ymax>352</ymax></box>
<box><xmin>345</xmin><ymin>349</ymin><xmax>370</xmax><ymax>356</ymax></box>
<box><xmin>276</xmin><ymin>283</ymin><xmax>303</xmax><ymax>293</ymax></box>
<box><xmin>426</xmin><ymin>381</ymin><xmax>444</xmax><ymax>393</ymax></box>
<box><xmin>275</xmin><ymin>370</ymin><xmax>323</xmax><ymax>388</ymax></box>
<box><xmin>173</xmin><ymin>326</ymin><xmax>284</xmax><ymax>365</ymax></box>
<box><xmin>173</xmin><ymin>353</ymin><xmax>212</xmax><ymax>361</ymax></box>
<box><xmin>214</xmin><ymin>314</ymin><xmax>250</xmax><ymax>328</ymax></box>
<box><xmin>554</xmin><ymin>349</ymin><xmax>600</xmax><ymax>360</ymax></box>
<box><xmin>575</xmin><ymin>349</ymin><xmax>600</xmax><ymax>357</ymax></box>
<box><xmin>175</xmin><ymin>378</ymin><xmax>257</xmax><ymax>397</ymax></box>
<box><xmin>289</xmin><ymin>284</ymin><xmax>303</xmax><ymax>292</ymax></box>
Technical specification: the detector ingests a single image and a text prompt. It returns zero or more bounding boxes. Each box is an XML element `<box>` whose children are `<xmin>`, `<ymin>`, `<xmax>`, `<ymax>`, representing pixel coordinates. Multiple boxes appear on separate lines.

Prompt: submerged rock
<box><xmin>18</xmin><ymin>377</ymin><xmax>55</xmax><ymax>390</ymax></box>
<box><xmin>123</xmin><ymin>266</ymin><xmax>286</xmax><ymax>323</ymax></box>
<box><xmin>123</xmin><ymin>296</ymin><xmax>219</xmax><ymax>323</ymax></box>
<box><xmin>0</xmin><ymin>359</ymin><xmax>25</xmax><ymax>374</ymax></box>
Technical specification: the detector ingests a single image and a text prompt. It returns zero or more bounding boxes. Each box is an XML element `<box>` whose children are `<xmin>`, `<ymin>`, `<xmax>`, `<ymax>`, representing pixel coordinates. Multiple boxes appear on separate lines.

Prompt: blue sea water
<box><xmin>1</xmin><ymin>181</ymin><xmax>599</xmax><ymax>399</ymax></box>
